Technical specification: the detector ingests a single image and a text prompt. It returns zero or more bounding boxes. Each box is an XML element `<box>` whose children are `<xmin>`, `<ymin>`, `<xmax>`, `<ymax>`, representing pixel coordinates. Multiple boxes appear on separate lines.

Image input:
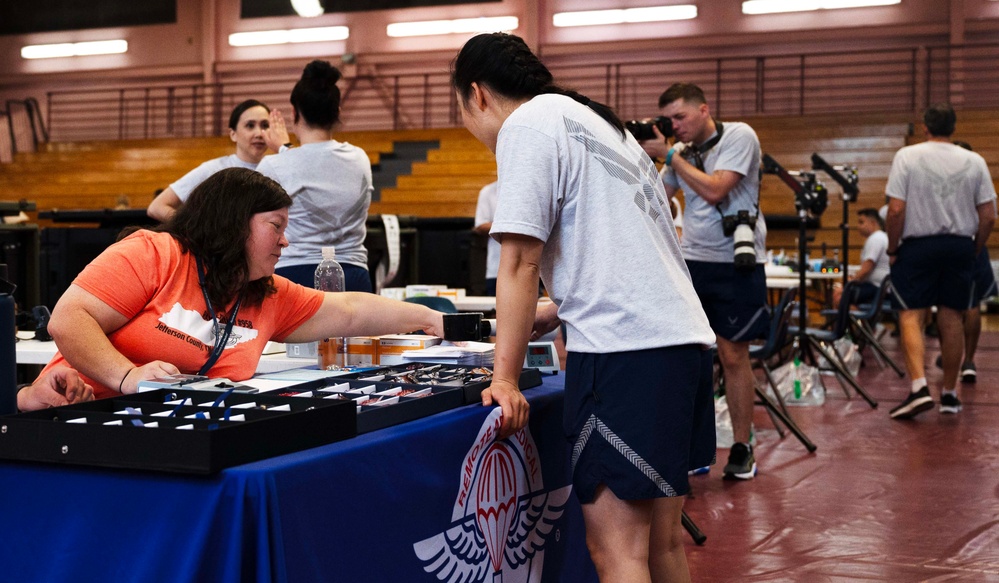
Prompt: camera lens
<box><xmin>733</xmin><ymin>223</ymin><xmax>756</xmax><ymax>271</ymax></box>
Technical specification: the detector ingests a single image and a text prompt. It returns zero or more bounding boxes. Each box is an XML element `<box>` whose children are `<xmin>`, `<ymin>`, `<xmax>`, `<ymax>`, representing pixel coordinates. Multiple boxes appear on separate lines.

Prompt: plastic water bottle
<box><xmin>315</xmin><ymin>246</ymin><xmax>347</xmax><ymax>370</ymax></box>
<box><xmin>793</xmin><ymin>355</ymin><xmax>802</xmax><ymax>399</ymax></box>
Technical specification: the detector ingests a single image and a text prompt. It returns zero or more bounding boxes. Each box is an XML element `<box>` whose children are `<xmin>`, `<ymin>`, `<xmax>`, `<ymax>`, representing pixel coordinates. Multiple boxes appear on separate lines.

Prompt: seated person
<box><xmin>833</xmin><ymin>207</ymin><xmax>889</xmax><ymax>306</ymax></box>
<box><xmin>45</xmin><ymin>168</ymin><xmax>446</xmax><ymax>399</ymax></box>
<box><xmin>17</xmin><ymin>365</ymin><xmax>94</xmax><ymax>412</ymax></box>
<box><xmin>147</xmin><ymin>100</ymin><xmax>288</xmax><ymax>222</ymax></box>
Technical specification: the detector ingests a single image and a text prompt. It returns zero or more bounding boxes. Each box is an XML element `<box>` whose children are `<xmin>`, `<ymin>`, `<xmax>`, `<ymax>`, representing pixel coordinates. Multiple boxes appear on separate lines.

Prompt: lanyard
<box><xmin>195</xmin><ymin>257</ymin><xmax>243</xmax><ymax>376</ymax></box>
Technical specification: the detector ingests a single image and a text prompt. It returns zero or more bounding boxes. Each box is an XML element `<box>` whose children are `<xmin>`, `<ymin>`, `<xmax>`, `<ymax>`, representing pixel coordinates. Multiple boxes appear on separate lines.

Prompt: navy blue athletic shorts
<box><xmin>890</xmin><ymin>235</ymin><xmax>975</xmax><ymax>311</ymax></box>
<box><xmin>971</xmin><ymin>248</ymin><xmax>997</xmax><ymax>307</ymax></box>
<box><xmin>685</xmin><ymin>260</ymin><xmax>770</xmax><ymax>342</ymax></box>
<box><xmin>564</xmin><ymin>345</ymin><xmax>715</xmax><ymax>503</ymax></box>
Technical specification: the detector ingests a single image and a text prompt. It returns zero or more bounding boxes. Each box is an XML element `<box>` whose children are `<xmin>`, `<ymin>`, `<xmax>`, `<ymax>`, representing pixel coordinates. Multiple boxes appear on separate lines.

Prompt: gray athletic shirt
<box><xmin>255</xmin><ymin>141</ymin><xmax>372</xmax><ymax>270</ymax></box>
<box><xmin>490</xmin><ymin>94</ymin><xmax>715</xmax><ymax>354</ymax></box>
<box><xmin>172</xmin><ymin>154</ymin><xmax>258</xmax><ymax>202</ymax></box>
<box><xmin>661</xmin><ymin>121</ymin><xmax>767</xmax><ymax>263</ymax></box>
<box><xmin>885</xmin><ymin>141</ymin><xmax>997</xmax><ymax>240</ymax></box>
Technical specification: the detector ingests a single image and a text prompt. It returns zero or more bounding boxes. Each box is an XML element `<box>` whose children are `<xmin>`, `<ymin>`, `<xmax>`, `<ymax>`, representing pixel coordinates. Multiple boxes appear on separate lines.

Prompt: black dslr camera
<box><xmin>722</xmin><ymin>210</ymin><xmax>758</xmax><ymax>272</ymax></box>
<box><xmin>625</xmin><ymin>116</ymin><xmax>673</xmax><ymax>141</ymax></box>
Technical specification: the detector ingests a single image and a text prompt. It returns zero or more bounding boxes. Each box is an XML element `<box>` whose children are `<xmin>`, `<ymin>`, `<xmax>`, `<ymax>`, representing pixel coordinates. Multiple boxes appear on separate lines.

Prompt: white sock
<box><xmin>912</xmin><ymin>378</ymin><xmax>926</xmax><ymax>393</ymax></box>
<box><xmin>942</xmin><ymin>388</ymin><xmax>957</xmax><ymax>397</ymax></box>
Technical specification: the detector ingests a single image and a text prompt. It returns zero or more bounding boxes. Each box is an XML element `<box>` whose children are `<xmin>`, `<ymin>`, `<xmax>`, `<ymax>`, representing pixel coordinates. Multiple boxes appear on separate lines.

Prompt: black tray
<box><xmin>0</xmin><ymin>389</ymin><xmax>356</xmax><ymax>474</ymax></box>
<box><xmin>347</xmin><ymin>363</ymin><xmax>543</xmax><ymax>404</ymax></box>
<box><xmin>274</xmin><ymin>379</ymin><xmax>466</xmax><ymax>433</ymax></box>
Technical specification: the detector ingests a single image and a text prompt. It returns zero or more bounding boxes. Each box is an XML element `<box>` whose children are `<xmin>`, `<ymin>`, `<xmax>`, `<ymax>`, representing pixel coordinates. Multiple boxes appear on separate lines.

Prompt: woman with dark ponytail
<box><xmin>452</xmin><ymin>32</ymin><xmax>714</xmax><ymax>582</ymax></box>
<box><xmin>258</xmin><ymin>60</ymin><xmax>373</xmax><ymax>291</ymax></box>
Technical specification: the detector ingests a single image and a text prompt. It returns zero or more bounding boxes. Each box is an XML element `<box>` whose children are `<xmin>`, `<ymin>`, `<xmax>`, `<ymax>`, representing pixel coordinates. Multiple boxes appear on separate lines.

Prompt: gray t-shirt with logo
<box><xmin>886</xmin><ymin>141</ymin><xmax>996</xmax><ymax>240</ymax></box>
<box><xmin>490</xmin><ymin>94</ymin><xmax>715</xmax><ymax>354</ymax></box>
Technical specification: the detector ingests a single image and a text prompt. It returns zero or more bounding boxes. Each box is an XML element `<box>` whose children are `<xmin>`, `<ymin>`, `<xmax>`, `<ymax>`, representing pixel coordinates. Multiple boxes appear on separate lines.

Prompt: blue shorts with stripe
<box><xmin>564</xmin><ymin>345</ymin><xmax>715</xmax><ymax>503</ymax></box>
<box><xmin>972</xmin><ymin>248</ymin><xmax>997</xmax><ymax>307</ymax></box>
<box><xmin>890</xmin><ymin>235</ymin><xmax>975</xmax><ymax>311</ymax></box>
<box><xmin>686</xmin><ymin>260</ymin><xmax>770</xmax><ymax>342</ymax></box>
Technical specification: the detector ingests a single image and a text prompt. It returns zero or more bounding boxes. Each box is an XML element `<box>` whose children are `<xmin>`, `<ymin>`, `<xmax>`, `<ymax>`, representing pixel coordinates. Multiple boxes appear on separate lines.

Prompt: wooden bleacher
<box><xmin>2</xmin><ymin>112</ymin><xmax>999</xmax><ymax>263</ymax></box>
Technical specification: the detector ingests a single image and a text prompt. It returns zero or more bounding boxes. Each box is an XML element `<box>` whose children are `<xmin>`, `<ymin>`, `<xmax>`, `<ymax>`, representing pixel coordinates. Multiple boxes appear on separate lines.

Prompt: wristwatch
<box><xmin>279</xmin><ymin>143</ymin><xmax>293</xmax><ymax>153</ymax></box>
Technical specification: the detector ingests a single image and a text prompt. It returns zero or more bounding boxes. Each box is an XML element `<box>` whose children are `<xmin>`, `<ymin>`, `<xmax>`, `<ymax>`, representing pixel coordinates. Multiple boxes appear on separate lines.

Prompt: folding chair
<box><xmin>849</xmin><ymin>277</ymin><xmax>904</xmax><ymax>377</ymax></box>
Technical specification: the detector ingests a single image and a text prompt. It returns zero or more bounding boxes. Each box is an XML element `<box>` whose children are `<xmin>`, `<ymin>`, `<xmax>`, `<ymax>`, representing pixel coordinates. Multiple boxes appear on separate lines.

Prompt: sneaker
<box><xmin>935</xmin><ymin>354</ymin><xmax>943</xmax><ymax>369</ymax></box>
<box><xmin>961</xmin><ymin>362</ymin><xmax>977</xmax><ymax>384</ymax></box>
<box><xmin>723</xmin><ymin>443</ymin><xmax>757</xmax><ymax>480</ymax></box>
<box><xmin>688</xmin><ymin>466</ymin><xmax>710</xmax><ymax>476</ymax></box>
<box><xmin>940</xmin><ymin>393</ymin><xmax>963</xmax><ymax>414</ymax></box>
<box><xmin>889</xmin><ymin>386</ymin><xmax>934</xmax><ymax>420</ymax></box>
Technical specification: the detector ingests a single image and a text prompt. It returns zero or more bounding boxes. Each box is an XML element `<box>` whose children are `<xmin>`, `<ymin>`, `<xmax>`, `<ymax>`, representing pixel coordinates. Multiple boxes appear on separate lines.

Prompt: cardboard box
<box><xmin>377</xmin><ymin>334</ymin><xmax>442</xmax><ymax>365</ymax></box>
<box><xmin>346</xmin><ymin>337</ymin><xmax>379</xmax><ymax>366</ymax></box>
<box><xmin>436</xmin><ymin>288</ymin><xmax>466</xmax><ymax>301</ymax></box>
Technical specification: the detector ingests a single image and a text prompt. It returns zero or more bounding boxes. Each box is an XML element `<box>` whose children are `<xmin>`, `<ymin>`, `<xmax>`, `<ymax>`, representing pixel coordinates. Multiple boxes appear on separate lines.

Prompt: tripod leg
<box><xmin>807</xmin><ymin>336</ymin><xmax>853</xmax><ymax>400</ymax></box>
<box><xmin>760</xmin><ymin>394</ymin><xmax>787</xmax><ymax>437</ymax></box>
<box><xmin>753</xmin><ymin>365</ymin><xmax>786</xmax><ymax>437</ymax></box>
<box><xmin>761</xmin><ymin>361</ymin><xmax>793</xmax><ymax>417</ymax></box>
<box><xmin>756</xmin><ymin>385</ymin><xmax>817</xmax><ymax>452</ymax></box>
<box><xmin>856</xmin><ymin>318</ymin><xmax>905</xmax><ymax>377</ymax></box>
<box><xmin>810</xmin><ymin>337</ymin><xmax>878</xmax><ymax>408</ymax></box>
<box><xmin>681</xmin><ymin>510</ymin><xmax>707</xmax><ymax>545</ymax></box>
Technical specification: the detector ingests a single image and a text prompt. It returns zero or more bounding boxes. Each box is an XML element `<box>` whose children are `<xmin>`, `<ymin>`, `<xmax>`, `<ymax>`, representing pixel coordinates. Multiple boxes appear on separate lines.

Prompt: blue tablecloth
<box><xmin>0</xmin><ymin>375</ymin><xmax>598</xmax><ymax>583</ymax></box>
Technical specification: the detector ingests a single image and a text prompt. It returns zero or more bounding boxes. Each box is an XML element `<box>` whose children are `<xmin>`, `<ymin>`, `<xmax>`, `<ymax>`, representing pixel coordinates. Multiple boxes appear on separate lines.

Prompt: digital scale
<box><xmin>524</xmin><ymin>341</ymin><xmax>559</xmax><ymax>374</ymax></box>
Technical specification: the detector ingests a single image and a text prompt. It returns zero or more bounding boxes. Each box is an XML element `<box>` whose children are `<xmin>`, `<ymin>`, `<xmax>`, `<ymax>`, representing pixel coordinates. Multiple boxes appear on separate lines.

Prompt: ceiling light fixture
<box><xmin>386</xmin><ymin>16</ymin><xmax>518</xmax><ymax>38</ymax></box>
<box><xmin>229</xmin><ymin>26</ymin><xmax>349</xmax><ymax>47</ymax></box>
<box><xmin>553</xmin><ymin>5</ymin><xmax>698</xmax><ymax>27</ymax></box>
<box><xmin>742</xmin><ymin>0</ymin><xmax>900</xmax><ymax>15</ymax></box>
<box><xmin>21</xmin><ymin>39</ymin><xmax>128</xmax><ymax>60</ymax></box>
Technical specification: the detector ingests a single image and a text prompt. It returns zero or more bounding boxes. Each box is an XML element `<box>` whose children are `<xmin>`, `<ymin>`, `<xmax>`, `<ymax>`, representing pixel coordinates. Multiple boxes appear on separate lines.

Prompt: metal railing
<box><xmin>1</xmin><ymin>98</ymin><xmax>47</xmax><ymax>159</ymax></box>
<box><xmin>42</xmin><ymin>41</ymin><xmax>999</xmax><ymax>143</ymax></box>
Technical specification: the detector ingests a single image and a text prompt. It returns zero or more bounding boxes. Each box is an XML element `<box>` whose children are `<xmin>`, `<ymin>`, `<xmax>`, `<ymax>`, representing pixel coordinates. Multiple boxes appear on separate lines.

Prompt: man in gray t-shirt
<box><xmin>641</xmin><ymin>83</ymin><xmax>769</xmax><ymax>481</ymax></box>
<box><xmin>885</xmin><ymin>103</ymin><xmax>996</xmax><ymax>420</ymax></box>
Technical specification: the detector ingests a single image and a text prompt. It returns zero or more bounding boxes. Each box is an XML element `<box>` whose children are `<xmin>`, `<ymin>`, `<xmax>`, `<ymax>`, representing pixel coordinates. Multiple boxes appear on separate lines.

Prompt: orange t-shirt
<box><xmin>41</xmin><ymin>230</ymin><xmax>325</xmax><ymax>399</ymax></box>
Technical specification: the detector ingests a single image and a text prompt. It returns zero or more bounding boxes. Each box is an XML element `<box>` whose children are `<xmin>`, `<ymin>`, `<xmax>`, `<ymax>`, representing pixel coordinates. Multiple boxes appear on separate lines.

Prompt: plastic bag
<box><xmin>815</xmin><ymin>337</ymin><xmax>862</xmax><ymax>377</ymax></box>
<box><xmin>767</xmin><ymin>359</ymin><xmax>825</xmax><ymax>406</ymax></box>
<box><xmin>715</xmin><ymin>395</ymin><xmax>734</xmax><ymax>449</ymax></box>
<box><xmin>714</xmin><ymin>395</ymin><xmax>757</xmax><ymax>448</ymax></box>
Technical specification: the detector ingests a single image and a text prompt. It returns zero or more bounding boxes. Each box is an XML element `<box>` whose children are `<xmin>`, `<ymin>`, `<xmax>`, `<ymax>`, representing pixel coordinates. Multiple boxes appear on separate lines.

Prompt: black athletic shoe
<box><xmin>961</xmin><ymin>362</ymin><xmax>977</xmax><ymax>384</ymax></box>
<box><xmin>723</xmin><ymin>443</ymin><xmax>757</xmax><ymax>480</ymax></box>
<box><xmin>939</xmin><ymin>393</ymin><xmax>963</xmax><ymax>414</ymax></box>
<box><xmin>935</xmin><ymin>354</ymin><xmax>943</xmax><ymax>369</ymax></box>
<box><xmin>889</xmin><ymin>386</ymin><xmax>934</xmax><ymax>420</ymax></box>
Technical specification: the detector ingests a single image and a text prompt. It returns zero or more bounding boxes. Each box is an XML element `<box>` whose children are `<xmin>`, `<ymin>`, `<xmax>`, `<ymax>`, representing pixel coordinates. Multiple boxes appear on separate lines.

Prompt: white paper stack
<box><xmin>401</xmin><ymin>341</ymin><xmax>495</xmax><ymax>367</ymax></box>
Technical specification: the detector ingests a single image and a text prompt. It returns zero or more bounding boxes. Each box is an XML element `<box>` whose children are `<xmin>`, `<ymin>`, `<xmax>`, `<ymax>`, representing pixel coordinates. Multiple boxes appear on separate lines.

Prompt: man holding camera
<box><xmin>885</xmin><ymin>104</ymin><xmax>996</xmax><ymax>419</ymax></box>
<box><xmin>640</xmin><ymin>83</ymin><xmax>769</xmax><ymax>480</ymax></box>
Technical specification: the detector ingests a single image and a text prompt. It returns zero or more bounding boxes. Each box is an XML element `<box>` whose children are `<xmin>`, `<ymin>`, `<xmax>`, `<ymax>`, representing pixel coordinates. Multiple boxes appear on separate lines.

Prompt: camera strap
<box><xmin>692</xmin><ymin>121</ymin><xmax>760</xmax><ymax>221</ymax></box>
<box><xmin>688</xmin><ymin>120</ymin><xmax>724</xmax><ymax>173</ymax></box>
<box><xmin>195</xmin><ymin>256</ymin><xmax>243</xmax><ymax>376</ymax></box>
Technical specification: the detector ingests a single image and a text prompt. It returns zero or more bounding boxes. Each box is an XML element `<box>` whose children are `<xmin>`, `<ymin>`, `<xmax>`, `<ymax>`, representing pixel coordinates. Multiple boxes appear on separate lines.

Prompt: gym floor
<box><xmin>684</xmin><ymin>317</ymin><xmax>999</xmax><ymax>581</ymax></box>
